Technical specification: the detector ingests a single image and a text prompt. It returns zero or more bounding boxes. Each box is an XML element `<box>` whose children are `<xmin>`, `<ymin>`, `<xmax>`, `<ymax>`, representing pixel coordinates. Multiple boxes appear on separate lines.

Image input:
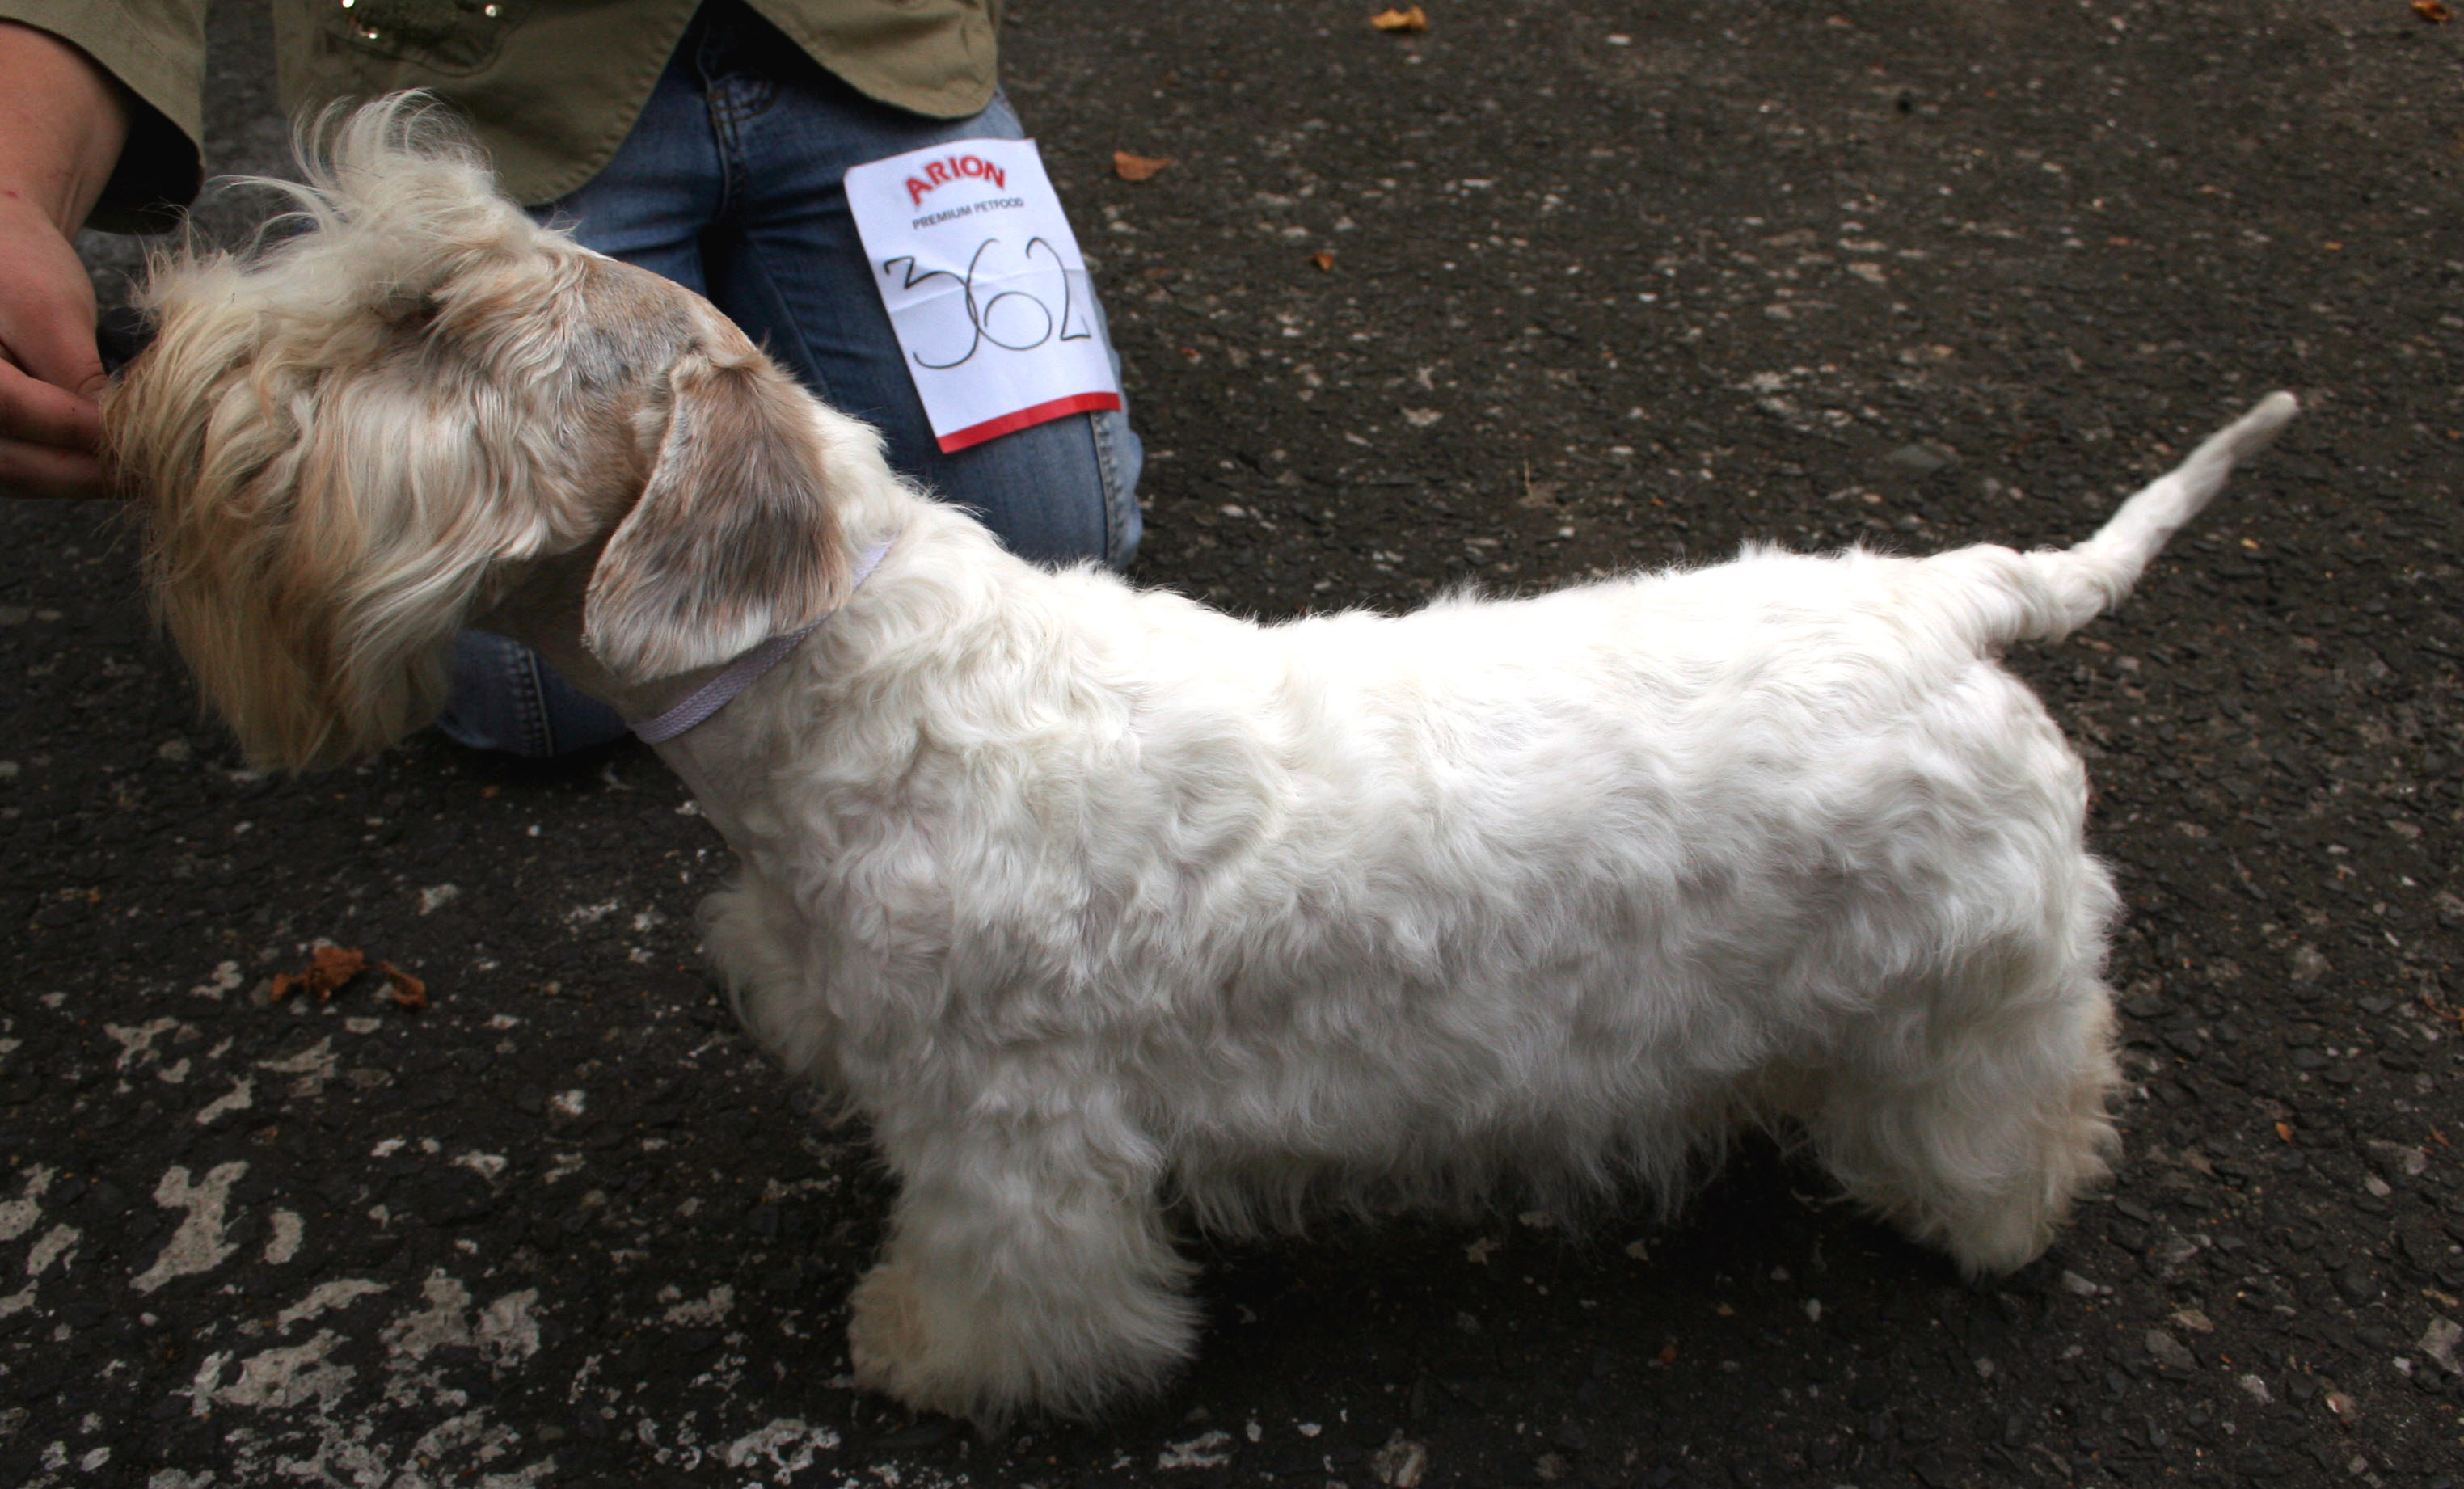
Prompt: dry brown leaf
<box><xmin>272</xmin><ymin>944</ymin><xmax>369</xmax><ymax>1002</ymax></box>
<box><xmin>379</xmin><ymin>961</ymin><xmax>428</xmax><ymax>1010</ymax></box>
<box><xmin>1112</xmin><ymin>150</ymin><xmax>1173</xmax><ymax>182</ymax></box>
<box><xmin>2415</xmin><ymin>1</ymin><xmax>2452</xmax><ymax>23</ymax></box>
<box><xmin>1371</xmin><ymin>6</ymin><xmax>1428</xmax><ymax>32</ymax></box>
<box><xmin>1310</xmin><ymin>251</ymin><xmax>1336</xmax><ymax>272</ymax></box>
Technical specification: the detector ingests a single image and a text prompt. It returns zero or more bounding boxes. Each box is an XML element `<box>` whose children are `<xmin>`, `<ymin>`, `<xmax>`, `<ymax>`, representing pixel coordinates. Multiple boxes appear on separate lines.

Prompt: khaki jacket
<box><xmin>3</xmin><ymin>0</ymin><xmax>1001</xmax><ymax>230</ymax></box>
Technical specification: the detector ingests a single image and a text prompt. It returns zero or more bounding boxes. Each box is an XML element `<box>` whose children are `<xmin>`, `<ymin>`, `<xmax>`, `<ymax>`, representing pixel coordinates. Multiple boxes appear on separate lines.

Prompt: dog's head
<box><xmin>107</xmin><ymin>96</ymin><xmax>868</xmax><ymax>769</ymax></box>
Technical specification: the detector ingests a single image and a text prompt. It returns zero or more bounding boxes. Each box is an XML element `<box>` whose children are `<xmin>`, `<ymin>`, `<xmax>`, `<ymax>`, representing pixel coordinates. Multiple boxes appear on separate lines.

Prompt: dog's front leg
<box><xmin>847</xmin><ymin>1102</ymin><xmax>1197</xmax><ymax>1421</ymax></box>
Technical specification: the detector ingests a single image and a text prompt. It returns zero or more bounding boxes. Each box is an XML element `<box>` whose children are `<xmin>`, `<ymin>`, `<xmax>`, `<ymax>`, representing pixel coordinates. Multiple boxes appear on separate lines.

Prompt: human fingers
<box><xmin>0</xmin><ymin>358</ymin><xmax>103</xmax><ymax>455</ymax></box>
<box><xmin>0</xmin><ymin>428</ymin><xmax>111</xmax><ymax>500</ymax></box>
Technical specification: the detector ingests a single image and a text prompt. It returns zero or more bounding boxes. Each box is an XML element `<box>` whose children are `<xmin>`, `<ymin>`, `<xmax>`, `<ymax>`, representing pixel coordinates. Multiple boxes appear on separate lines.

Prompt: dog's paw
<box><xmin>847</xmin><ymin>1256</ymin><xmax>1032</xmax><ymax>1423</ymax></box>
<box><xmin>846</xmin><ymin>1246</ymin><xmax>1198</xmax><ymax>1423</ymax></box>
<box><xmin>847</xmin><ymin>1259</ymin><xmax>951</xmax><ymax>1413</ymax></box>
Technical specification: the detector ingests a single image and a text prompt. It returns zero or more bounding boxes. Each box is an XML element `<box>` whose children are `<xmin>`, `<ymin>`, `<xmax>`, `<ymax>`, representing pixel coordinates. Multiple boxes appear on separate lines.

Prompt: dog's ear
<box><xmin>583</xmin><ymin>351</ymin><xmax>851</xmax><ymax>683</ymax></box>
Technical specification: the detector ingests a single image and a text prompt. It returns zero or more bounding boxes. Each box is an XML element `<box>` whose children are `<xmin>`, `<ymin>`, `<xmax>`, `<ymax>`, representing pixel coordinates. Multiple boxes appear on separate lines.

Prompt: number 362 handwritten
<box><xmin>881</xmin><ymin>236</ymin><xmax>1095</xmax><ymax>370</ymax></box>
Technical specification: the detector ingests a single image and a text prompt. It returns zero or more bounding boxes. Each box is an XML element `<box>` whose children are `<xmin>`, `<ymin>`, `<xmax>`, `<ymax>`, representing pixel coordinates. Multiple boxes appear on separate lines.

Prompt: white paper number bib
<box><xmin>843</xmin><ymin>138</ymin><xmax>1120</xmax><ymax>453</ymax></box>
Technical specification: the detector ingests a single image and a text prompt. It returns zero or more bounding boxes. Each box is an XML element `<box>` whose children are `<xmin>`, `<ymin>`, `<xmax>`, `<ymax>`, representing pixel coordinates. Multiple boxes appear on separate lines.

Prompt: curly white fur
<box><xmin>106</xmin><ymin>98</ymin><xmax>2299</xmax><ymax>1422</ymax></box>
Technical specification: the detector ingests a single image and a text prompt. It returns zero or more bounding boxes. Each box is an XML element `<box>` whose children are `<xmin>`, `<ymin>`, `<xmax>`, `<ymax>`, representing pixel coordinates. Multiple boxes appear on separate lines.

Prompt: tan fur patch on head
<box><xmin>106</xmin><ymin>94</ymin><xmax>854</xmax><ymax>761</ymax></box>
<box><xmin>103</xmin><ymin>95</ymin><xmax>639</xmax><ymax>767</ymax></box>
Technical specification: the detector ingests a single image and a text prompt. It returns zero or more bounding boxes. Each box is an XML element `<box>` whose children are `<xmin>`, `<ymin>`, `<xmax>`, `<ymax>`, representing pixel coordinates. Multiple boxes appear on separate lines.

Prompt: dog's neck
<box><xmin>472</xmin><ymin>478</ymin><xmax>929</xmax><ymax>735</ymax></box>
<box><xmin>627</xmin><ymin>532</ymin><xmax>901</xmax><ymax>744</ymax></box>
<box><xmin>468</xmin><ymin>542</ymin><xmax>650</xmax><ymax>715</ymax></box>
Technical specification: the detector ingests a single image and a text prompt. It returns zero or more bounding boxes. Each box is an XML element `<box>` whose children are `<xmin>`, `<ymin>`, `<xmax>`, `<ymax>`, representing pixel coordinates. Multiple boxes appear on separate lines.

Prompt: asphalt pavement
<box><xmin>6</xmin><ymin>2</ymin><xmax>2462</xmax><ymax>1486</ymax></box>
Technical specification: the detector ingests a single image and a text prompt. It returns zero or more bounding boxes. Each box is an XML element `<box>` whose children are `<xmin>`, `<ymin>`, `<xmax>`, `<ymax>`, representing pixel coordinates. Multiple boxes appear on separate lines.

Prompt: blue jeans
<box><xmin>437</xmin><ymin>0</ymin><xmax>1141</xmax><ymax>757</ymax></box>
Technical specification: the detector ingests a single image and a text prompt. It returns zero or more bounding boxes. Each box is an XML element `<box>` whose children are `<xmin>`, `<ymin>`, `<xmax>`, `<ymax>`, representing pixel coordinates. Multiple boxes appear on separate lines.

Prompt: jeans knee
<box><xmin>933</xmin><ymin>407</ymin><xmax>1141</xmax><ymax>572</ymax></box>
<box><xmin>436</xmin><ymin>631</ymin><xmax>629</xmax><ymax>758</ymax></box>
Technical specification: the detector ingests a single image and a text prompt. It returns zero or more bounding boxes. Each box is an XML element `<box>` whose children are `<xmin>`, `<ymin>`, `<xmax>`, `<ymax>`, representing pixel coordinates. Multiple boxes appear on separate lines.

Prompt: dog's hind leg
<box><xmin>1802</xmin><ymin>960</ymin><xmax>2120</xmax><ymax>1276</ymax></box>
<box><xmin>847</xmin><ymin>1099</ymin><xmax>1198</xmax><ymax>1421</ymax></box>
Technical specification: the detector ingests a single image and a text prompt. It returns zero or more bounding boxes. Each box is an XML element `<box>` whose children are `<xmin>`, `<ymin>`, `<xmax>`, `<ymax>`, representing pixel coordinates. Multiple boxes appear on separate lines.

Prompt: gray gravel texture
<box><xmin>8</xmin><ymin>1</ymin><xmax>2464</xmax><ymax>1486</ymax></box>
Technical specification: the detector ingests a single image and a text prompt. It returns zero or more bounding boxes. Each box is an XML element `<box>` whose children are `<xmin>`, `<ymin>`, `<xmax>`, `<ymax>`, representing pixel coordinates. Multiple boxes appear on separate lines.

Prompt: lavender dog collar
<box><xmin>630</xmin><ymin>535</ymin><xmax>897</xmax><ymax>744</ymax></box>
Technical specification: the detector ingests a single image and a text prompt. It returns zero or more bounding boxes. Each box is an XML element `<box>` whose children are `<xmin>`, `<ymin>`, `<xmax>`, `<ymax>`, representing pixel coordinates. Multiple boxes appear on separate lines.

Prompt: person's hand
<box><xmin>0</xmin><ymin>21</ymin><xmax>132</xmax><ymax>500</ymax></box>
<box><xmin>0</xmin><ymin>190</ymin><xmax>111</xmax><ymax>498</ymax></box>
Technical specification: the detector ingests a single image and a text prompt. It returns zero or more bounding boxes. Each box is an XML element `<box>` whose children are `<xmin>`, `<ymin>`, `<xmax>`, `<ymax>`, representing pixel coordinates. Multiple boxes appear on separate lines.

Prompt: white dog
<box><xmin>108</xmin><ymin>101</ymin><xmax>2296</xmax><ymax>1421</ymax></box>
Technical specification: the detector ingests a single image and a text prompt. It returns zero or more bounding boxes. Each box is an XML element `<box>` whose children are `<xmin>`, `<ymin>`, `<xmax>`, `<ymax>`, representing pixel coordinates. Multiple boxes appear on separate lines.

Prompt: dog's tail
<box><xmin>1955</xmin><ymin>392</ymin><xmax>2298</xmax><ymax>647</ymax></box>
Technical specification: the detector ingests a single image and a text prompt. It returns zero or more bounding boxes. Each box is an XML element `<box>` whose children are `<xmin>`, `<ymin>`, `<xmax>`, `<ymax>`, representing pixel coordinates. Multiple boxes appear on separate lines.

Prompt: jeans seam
<box><xmin>1090</xmin><ymin>413</ymin><xmax>1133</xmax><ymax>569</ymax></box>
<box><xmin>703</xmin><ymin>86</ymin><xmax>741</xmax><ymax>217</ymax></box>
<box><xmin>514</xmin><ymin>645</ymin><xmax>552</xmax><ymax>757</ymax></box>
<box><xmin>697</xmin><ymin>11</ymin><xmax>745</xmax><ymax>213</ymax></box>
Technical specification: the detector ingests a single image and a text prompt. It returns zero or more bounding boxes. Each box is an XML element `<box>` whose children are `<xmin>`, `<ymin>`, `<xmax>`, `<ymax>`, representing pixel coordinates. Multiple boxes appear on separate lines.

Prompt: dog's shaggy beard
<box><xmin>111</xmin><ymin>99</ymin><xmax>857</xmax><ymax>769</ymax></box>
<box><xmin>112</xmin><ymin>106</ymin><xmax>576</xmax><ymax>765</ymax></box>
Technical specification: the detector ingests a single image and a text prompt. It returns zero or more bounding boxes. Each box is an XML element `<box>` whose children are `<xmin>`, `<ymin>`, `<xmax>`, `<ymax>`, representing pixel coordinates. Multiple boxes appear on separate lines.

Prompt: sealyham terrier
<box><xmin>107</xmin><ymin>99</ymin><xmax>2297</xmax><ymax>1421</ymax></box>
